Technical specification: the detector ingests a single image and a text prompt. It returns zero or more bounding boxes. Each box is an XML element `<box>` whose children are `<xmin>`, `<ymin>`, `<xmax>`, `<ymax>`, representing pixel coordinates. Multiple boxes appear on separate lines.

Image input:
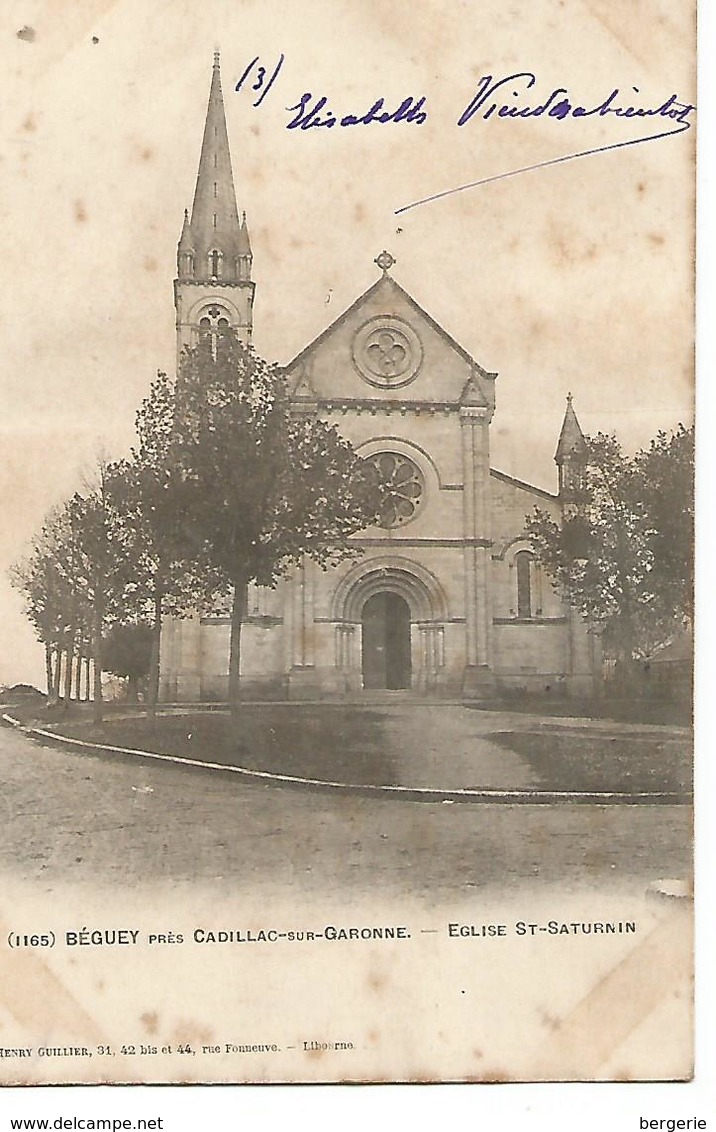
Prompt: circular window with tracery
<box><xmin>368</xmin><ymin>452</ymin><xmax>425</xmax><ymax>528</ymax></box>
<box><xmin>352</xmin><ymin>317</ymin><xmax>423</xmax><ymax>387</ymax></box>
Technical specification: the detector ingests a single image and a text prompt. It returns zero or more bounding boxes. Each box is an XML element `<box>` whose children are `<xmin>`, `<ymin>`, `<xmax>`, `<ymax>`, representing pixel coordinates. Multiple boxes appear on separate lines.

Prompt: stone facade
<box><xmin>159</xmin><ymin>57</ymin><xmax>600</xmax><ymax>702</ymax></box>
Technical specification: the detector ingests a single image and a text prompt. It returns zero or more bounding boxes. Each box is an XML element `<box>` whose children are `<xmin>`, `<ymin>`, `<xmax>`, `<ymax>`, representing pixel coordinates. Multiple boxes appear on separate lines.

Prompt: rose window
<box><xmin>352</xmin><ymin>317</ymin><xmax>423</xmax><ymax>387</ymax></box>
<box><xmin>368</xmin><ymin>452</ymin><xmax>424</xmax><ymax>528</ymax></box>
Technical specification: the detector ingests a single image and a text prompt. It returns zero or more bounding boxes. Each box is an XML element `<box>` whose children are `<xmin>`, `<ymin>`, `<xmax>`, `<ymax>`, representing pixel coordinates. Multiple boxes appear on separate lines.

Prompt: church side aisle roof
<box><xmin>490</xmin><ymin>467</ymin><xmax>558</xmax><ymax>502</ymax></box>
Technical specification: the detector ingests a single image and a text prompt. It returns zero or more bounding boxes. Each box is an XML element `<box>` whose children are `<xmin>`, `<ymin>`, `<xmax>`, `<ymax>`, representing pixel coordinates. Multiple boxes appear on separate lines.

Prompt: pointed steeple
<box><xmin>555</xmin><ymin>394</ymin><xmax>588</xmax><ymax>498</ymax></box>
<box><xmin>180</xmin><ymin>51</ymin><xmax>248</xmax><ymax>282</ymax></box>
<box><xmin>555</xmin><ymin>393</ymin><xmax>587</xmax><ymax>464</ymax></box>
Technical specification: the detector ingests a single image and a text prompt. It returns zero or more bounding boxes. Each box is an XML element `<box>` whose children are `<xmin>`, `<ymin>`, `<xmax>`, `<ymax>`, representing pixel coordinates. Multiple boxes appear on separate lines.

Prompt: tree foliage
<box><xmin>103</xmin><ymin>622</ymin><xmax>153</xmax><ymax>698</ymax></box>
<box><xmin>10</xmin><ymin>461</ymin><xmax>150</xmax><ymax>717</ymax></box>
<box><xmin>125</xmin><ymin>377</ymin><xmax>229</xmax><ymax>709</ymax></box>
<box><xmin>9</xmin><ymin>505</ymin><xmax>89</xmax><ymax>699</ymax></box>
<box><xmin>525</xmin><ymin>425</ymin><xmax>694</xmax><ymax>663</ymax></box>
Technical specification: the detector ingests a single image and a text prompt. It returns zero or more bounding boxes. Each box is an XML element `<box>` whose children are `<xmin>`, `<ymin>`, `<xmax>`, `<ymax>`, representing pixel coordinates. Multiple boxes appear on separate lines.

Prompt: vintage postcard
<box><xmin>0</xmin><ymin>0</ymin><xmax>699</xmax><ymax>1092</ymax></box>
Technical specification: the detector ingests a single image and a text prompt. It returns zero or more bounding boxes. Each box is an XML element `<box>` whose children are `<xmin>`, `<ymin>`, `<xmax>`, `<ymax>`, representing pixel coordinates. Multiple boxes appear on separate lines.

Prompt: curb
<box><xmin>1</xmin><ymin>712</ymin><xmax>692</xmax><ymax>807</ymax></box>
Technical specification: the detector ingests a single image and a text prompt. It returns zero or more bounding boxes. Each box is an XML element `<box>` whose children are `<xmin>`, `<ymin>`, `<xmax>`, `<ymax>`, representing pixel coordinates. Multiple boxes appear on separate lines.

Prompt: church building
<box><xmin>159</xmin><ymin>56</ymin><xmax>600</xmax><ymax>701</ymax></box>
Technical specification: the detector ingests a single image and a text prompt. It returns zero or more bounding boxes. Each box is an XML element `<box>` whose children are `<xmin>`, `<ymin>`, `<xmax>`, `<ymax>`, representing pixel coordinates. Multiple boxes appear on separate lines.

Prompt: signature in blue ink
<box><xmin>232</xmin><ymin>56</ymin><xmax>695</xmax><ymax>216</ymax></box>
<box><xmin>285</xmin><ymin>93</ymin><xmax>428</xmax><ymax>130</ymax></box>
<box><xmin>457</xmin><ymin>72</ymin><xmax>695</xmax><ymax>127</ymax></box>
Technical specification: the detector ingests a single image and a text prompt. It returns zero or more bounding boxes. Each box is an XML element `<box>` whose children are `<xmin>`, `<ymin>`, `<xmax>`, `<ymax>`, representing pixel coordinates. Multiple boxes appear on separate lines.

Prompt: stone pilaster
<box><xmin>460</xmin><ymin>404</ymin><xmax>495</xmax><ymax>696</ymax></box>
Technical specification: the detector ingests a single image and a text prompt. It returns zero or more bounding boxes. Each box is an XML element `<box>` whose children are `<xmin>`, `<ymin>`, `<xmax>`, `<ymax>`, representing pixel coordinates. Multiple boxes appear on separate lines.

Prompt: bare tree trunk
<box><xmin>147</xmin><ymin>590</ymin><xmax>162</xmax><ymax>718</ymax></box>
<box><xmin>63</xmin><ymin>637</ymin><xmax>75</xmax><ymax>709</ymax></box>
<box><xmin>52</xmin><ymin>646</ymin><xmax>62</xmax><ymax>701</ymax></box>
<box><xmin>44</xmin><ymin>644</ymin><xmax>53</xmax><ymax>698</ymax></box>
<box><xmin>228</xmin><ymin>578</ymin><xmax>248</xmax><ymax>712</ymax></box>
<box><xmin>84</xmin><ymin>656</ymin><xmax>91</xmax><ymax>701</ymax></box>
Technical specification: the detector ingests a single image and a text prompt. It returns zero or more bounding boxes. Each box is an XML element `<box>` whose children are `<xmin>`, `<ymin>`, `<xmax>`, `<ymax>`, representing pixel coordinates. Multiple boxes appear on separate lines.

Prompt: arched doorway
<box><xmin>361</xmin><ymin>592</ymin><xmax>412</xmax><ymax>690</ymax></box>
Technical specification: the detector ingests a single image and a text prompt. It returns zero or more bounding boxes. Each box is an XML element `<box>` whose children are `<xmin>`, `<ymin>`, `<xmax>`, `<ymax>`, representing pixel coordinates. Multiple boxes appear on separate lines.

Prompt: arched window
<box><xmin>515</xmin><ymin>550</ymin><xmax>533</xmax><ymax>619</ymax></box>
<box><xmin>209</xmin><ymin>249</ymin><xmax>221</xmax><ymax>277</ymax></box>
<box><xmin>196</xmin><ymin>307</ymin><xmax>233</xmax><ymax>358</ymax></box>
<box><xmin>198</xmin><ymin>315</ymin><xmax>212</xmax><ymax>350</ymax></box>
<box><xmin>216</xmin><ymin>316</ymin><xmax>230</xmax><ymax>360</ymax></box>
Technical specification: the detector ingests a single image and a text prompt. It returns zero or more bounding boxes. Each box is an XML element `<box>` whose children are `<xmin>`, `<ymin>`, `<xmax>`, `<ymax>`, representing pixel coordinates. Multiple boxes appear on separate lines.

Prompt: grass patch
<box><xmin>47</xmin><ymin>706</ymin><xmax>399</xmax><ymax>787</ymax></box>
<box><xmin>466</xmin><ymin>696</ymin><xmax>690</xmax><ymax>727</ymax></box>
<box><xmin>488</xmin><ymin>729</ymin><xmax>692</xmax><ymax>794</ymax></box>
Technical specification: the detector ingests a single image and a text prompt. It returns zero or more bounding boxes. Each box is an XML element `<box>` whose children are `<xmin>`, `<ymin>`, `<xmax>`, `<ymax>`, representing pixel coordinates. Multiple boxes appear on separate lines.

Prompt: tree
<box><xmin>67</xmin><ymin>461</ymin><xmax>149</xmax><ymax>722</ymax></box>
<box><xmin>10</xmin><ymin>514</ymin><xmax>64</xmax><ymax>700</ymax></box>
<box><xmin>525</xmin><ymin>426</ymin><xmax>694</xmax><ymax>670</ymax></box>
<box><xmin>168</xmin><ymin>333</ymin><xmax>378</xmax><ymax>707</ymax></box>
<box><xmin>11</xmin><ymin>461</ymin><xmax>151</xmax><ymax>716</ymax></box>
<box><xmin>130</xmin><ymin>371</ymin><xmax>227</xmax><ymax>712</ymax></box>
<box><xmin>9</xmin><ymin>504</ymin><xmax>92</xmax><ymax>703</ymax></box>
<box><xmin>633</xmin><ymin>423</ymin><xmax>694</xmax><ymax>628</ymax></box>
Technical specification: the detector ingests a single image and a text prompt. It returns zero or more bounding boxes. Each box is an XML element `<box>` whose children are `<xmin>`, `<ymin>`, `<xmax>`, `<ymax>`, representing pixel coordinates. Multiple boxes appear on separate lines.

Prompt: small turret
<box><xmin>555</xmin><ymin>393</ymin><xmax>588</xmax><ymax>499</ymax></box>
<box><xmin>237</xmin><ymin>211</ymin><xmax>252</xmax><ymax>281</ymax></box>
<box><xmin>177</xmin><ymin>209</ymin><xmax>195</xmax><ymax>278</ymax></box>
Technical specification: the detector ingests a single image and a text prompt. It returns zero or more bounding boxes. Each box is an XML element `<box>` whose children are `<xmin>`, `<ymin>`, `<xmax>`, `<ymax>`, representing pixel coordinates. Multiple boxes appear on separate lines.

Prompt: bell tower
<box><xmin>174</xmin><ymin>51</ymin><xmax>254</xmax><ymax>364</ymax></box>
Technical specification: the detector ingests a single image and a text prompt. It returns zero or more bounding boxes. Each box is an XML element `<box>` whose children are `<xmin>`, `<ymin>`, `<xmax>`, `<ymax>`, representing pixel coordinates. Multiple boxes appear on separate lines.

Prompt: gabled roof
<box><xmin>460</xmin><ymin>373</ymin><xmax>489</xmax><ymax>408</ymax></box>
<box><xmin>284</xmin><ymin>273</ymin><xmax>497</xmax><ymax>381</ymax></box>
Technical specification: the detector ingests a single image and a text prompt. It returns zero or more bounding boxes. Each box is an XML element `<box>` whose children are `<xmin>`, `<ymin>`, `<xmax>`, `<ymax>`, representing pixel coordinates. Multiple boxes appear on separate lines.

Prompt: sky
<box><xmin>0</xmin><ymin>0</ymin><xmax>695</xmax><ymax>687</ymax></box>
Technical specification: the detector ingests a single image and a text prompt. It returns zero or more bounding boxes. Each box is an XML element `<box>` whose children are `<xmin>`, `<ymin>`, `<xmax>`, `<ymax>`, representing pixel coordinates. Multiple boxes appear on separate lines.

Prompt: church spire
<box><xmin>179</xmin><ymin>51</ymin><xmax>251</xmax><ymax>282</ymax></box>
<box><xmin>174</xmin><ymin>53</ymin><xmax>256</xmax><ymax>360</ymax></box>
